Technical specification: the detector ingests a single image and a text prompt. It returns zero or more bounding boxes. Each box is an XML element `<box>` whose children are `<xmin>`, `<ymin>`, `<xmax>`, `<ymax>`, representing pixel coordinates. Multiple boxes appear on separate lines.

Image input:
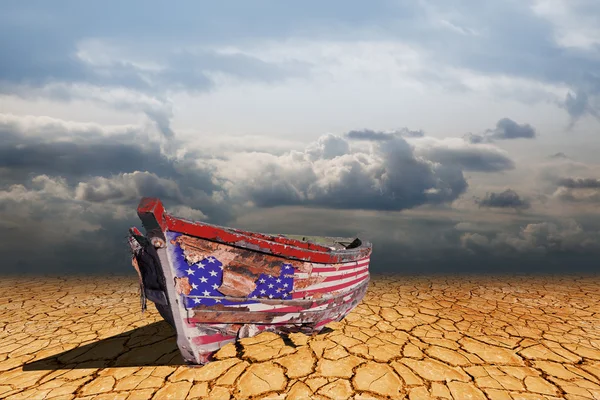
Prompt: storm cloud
<box><xmin>345</xmin><ymin>128</ymin><xmax>425</xmax><ymax>141</ymax></box>
<box><xmin>221</xmin><ymin>132</ymin><xmax>521</xmax><ymax>211</ymax></box>
<box><xmin>465</xmin><ymin>118</ymin><xmax>537</xmax><ymax>144</ymax></box>
<box><xmin>557</xmin><ymin>177</ymin><xmax>600</xmax><ymax>189</ymax></box>
<box><xmin>476</xmin><ymin>189</ymin><xmax>531</xmax><ymax>210</ymax></box>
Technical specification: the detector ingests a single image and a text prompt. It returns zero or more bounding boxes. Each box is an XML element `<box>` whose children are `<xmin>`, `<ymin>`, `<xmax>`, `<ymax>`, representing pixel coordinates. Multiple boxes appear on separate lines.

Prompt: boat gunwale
<box><xmin>138</xmin><ymin>197</ymin><xmax>372</xmax><ymax>264</ymax></box>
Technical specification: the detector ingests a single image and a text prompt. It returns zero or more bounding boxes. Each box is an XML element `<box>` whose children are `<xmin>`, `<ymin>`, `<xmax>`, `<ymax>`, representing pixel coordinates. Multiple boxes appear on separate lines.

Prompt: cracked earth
<box><xmin>1</xmin><ymin>275</ymin><xmax>600</xmax><ymax>399</ymax></box>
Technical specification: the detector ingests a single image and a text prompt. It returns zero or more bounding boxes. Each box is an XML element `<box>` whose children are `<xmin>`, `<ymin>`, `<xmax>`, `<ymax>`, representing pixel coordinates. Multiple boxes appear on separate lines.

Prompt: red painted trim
<box><xmin>137</xmin><ymin>198</ymin><xmax>167</xmax><ymax>231</ymax></box>
<box><xmin>230</xmin><ymin>229</ymin><xmax>333</xmax><ymax>252</ymax></box>
<box><xmin>136</xmin><ymin>197</ymin><xmax>372</xmax><ymax>264</ymax></box>
<box><xmin>129</xmin><ymin>227</ymin><xmax>143</xmax><ymax>236</ymax></box>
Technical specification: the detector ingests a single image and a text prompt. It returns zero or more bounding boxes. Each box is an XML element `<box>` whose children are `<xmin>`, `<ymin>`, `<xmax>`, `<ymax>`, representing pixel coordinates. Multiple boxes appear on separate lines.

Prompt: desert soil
<box><xmin>1</xmin><ymin>275</ymin><xmax>599</xmax><ymax>399</ymax></box>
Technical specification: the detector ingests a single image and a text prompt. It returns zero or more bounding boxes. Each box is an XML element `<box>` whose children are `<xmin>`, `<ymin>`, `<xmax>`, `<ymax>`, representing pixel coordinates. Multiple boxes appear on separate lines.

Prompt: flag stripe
<box><xmin>293</xmin><ymin>272</ymin><xmax>369</xmax><ymax>298</ymax></box>
<box><xmin>294</xmin><ymin>261</ymin><xmax>369</xmax><ymax>278</ymax></box>
<box><xmin>311</xmin><ymin>258</ymin><xmax>370</xmax><ymax>272</ymax></box>
<box><xmin>296</xmin><ymin>270</ymin><xmax>370</xmax><ymax>292</ymax></box>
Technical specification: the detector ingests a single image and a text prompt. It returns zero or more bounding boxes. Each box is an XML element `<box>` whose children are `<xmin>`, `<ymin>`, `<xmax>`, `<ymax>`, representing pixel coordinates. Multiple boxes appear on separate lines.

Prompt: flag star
<box><xmin>202</xmin><ymin>290</ymin><xmax>211</xmax><ymax>296</ymax></box>
<box><xmin>198</xmin><ymin>262</ymin><xmax>205</xmax><ymax>269</ymax></box>
<box><xmin>212</xmin><ymin>284</ymin><xmax>219</xmax><ymax>290</ymax></box>
<box><xmin>199</xmin><ymin>276</ymin><xmax>208</xmax><ymax>283</ymax></box>
<box><xmin>186</xmin><ymin>268</ymin><xmax>195</xmax><ymax>275</ymax></box>
<box><xmin>267</xmin><ymin>275</ymin><xmax>273</xmax><ymax>278</ymax></box>
<box><xmin>259</xmin><ymin>278</ymin><xmax>266</xmax><ymax>283</ymax></box>
<box><xmin>193</xmin><ymin>298</ymin><xmax>202</xmax><ymax>303</ymax></box>
<box><xmin>207</xmin><ymin>257</ymin><xmax>216</xmax><ymax>263</ymax></box>
<box><xmin>215</xmin><ymin>298</ymin><xmax>221</xmax><ymax>303</ymax></box>
<box><xmin>209</xmin><ymin>270</ymin><xmax>218</xmax><ymax>277</ymax></box>
<box><xmin>219</xmin><ymin>265</ymin><xmax>224</xmax><ymax>270</ymax></box>
<box><xmin>284</xmin><ymin>265</ymin><xmax>291</xmax><ymax>269</ymax></box>
<box><xmin>269</xmin><ymin>294</ymin><xmax>273</xmax><ymax>298</ymax></box>
<box><xmin>191</xmin><ymin>283</ymin><xmax>198</xmax><ymax>289</ymax></box>
<box><xmin>260</xmin><ymin>289</ymin><xmax>266</xmax><ymax>294</ymax></box>
<box><xmin>283</xmin><ymin>283</ymin><xmax>289</xmax><ymax>288</ymax></box>
<box><xmin>283</xmin><ymin>293</ymin><xmax>288</xmax><ymax>297</ymax></box>
<box><xmin>276</xmin><ymin>278</ymin><xmax>281</xmax><ymax>283</ymax></box>
<box><xmin>268</xmin><ymin>284</ymin><xmax>274</xmax><ymax>288</ymax></box>
<box><xmin>252</xmin><ymin>295</ymin><xmax>258</xmax><ymax>299</ymax></box>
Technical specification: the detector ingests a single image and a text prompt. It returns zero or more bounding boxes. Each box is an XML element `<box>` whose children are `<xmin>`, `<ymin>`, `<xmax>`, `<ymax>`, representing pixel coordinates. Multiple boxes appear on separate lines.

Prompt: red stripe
<box><xmin>293</xmin><ymin>274</ymin><xmax>369</xmax><ymax>298</ymax></box>
<box><xmin>311</xmin><ymin>259</ymin><xmax>370</xmax><ymax>273</ymax></box>
<box><xmin>191</xmin><ymin>333</ymin><xmax>235</xmax><ymax>345</ymax></box>
<box><xmin>320</xmin><ymin>265</ymin><xmax>369</xmax><ymax>283</ymax></box>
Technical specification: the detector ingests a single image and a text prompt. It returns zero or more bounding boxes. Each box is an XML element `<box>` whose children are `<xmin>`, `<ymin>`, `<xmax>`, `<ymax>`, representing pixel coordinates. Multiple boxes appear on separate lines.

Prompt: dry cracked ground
<box><xmin>1</xmin><ymin>275</ymin><xmax>600</xmax><ymax>400</ymax></box>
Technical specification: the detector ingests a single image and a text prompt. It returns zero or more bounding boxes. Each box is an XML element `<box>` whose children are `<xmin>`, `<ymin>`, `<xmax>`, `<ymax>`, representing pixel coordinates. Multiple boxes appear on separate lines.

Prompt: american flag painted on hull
<box><xmin>167</xmin><ymin>231</ymin><xmax>296</xmax><ymax>308</ymax></box>
<box><xmin>166</xmin><ymin>231</ymin><xmax>369</xmax><ymax>311</ymax></box>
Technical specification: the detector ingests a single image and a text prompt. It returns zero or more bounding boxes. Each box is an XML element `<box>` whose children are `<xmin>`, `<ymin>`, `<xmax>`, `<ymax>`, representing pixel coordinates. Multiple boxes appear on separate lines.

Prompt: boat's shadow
<box><xmin>23</xmin><ymin>321</ymin><xmax>185</xmax><ymax>371</ymax></box>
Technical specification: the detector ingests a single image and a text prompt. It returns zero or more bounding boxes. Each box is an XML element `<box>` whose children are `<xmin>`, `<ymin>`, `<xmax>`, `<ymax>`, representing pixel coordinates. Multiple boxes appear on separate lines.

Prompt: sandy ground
<box><xmin>1</xmin><ymin>275</ymin><xmax>600</xmax><ymax>400</ymax></box>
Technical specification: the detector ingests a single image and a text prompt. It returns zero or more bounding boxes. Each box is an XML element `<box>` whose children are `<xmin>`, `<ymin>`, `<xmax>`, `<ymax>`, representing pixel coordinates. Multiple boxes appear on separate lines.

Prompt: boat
<box><xmin>127</xmin><ymin>197</ymin><xmax>372</xmax><ymax>364</ymax></box>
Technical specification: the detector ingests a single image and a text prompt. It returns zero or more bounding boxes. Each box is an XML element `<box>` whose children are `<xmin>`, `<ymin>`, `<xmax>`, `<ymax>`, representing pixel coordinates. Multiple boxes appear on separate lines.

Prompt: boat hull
<box><xmin>128</xmin><ymin>198</ymin><xmax>371</xmax><ymax>364</ymax></box>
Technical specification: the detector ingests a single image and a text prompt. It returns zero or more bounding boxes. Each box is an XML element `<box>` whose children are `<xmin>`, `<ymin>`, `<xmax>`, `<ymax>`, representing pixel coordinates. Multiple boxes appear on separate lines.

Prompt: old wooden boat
<box><xmin>127</xmin><ymin>197</ymin><xmax>371</xmax><ymax>364</ymax></box>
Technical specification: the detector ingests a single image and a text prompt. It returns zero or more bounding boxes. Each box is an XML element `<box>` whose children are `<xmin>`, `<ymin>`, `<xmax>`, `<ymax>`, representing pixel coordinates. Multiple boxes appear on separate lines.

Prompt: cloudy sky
<box><xmin>2</xmin><ymin>0</ymin><xmax>600</xmax><ymax>275</ymax></box>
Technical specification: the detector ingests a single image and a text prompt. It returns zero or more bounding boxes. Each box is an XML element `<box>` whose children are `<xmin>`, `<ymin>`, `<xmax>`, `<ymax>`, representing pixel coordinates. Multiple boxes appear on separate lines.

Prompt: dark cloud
<box><xmin>233</xmin><ymin>134</ymin><xmax>470</xmax><ymax>211</ymax></box>
<box><xmin>465</xmin><ymin>118</ymin><xmax>536</xmax><ymax>143</ymax></box>
<box><xmin>0</xmin><ymin>116</ymin><xmax>231</xmax><ymax>223</ymax></box>
<box><xmin>476</xmin><ymin>189</ymin><xmax>531</xmax><ymax>210</ymax></box>
<box><xmin>557</xmin><ymin>177</ymin><xmax>600</xmax><ymax>189</ymax></box>
<box><xmin>461</xmin><ymin>219</ymin><xmax>600</xmax><ymax>256</ymax></box>
<box><xmin>420</xmin><ymin>144</ymin><xmax>515</xmax><ymax>172</ymax></box>
<box><xmin>345</xmin><ymin>128</ymin><xmax>424</xmax><ymax>141</ymax></box>
<box><xmin>489</xmin><ymin>118</ymin><xmax>536</xmax><ymax>140</ymax></box>
<box><xmin>553</xmin><ymin>176</ymin><xmax>600</xmax><ymax>204</ymax></box>
<box><xmin>549</xmin><ymin>152</ymin><xmax>568</xmax><ymax>159</ymax></box>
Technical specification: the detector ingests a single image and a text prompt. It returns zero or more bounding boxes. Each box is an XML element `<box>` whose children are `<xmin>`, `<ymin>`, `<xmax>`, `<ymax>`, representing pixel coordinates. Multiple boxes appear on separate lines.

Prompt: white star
<box><xmin>202</xmin><ymin>290</ymin><xmax>211</xmax><ymax>296</ymax></box>
<box><xmin>186</xmin><ymin>268</ymin><xmax>195</xmax><ymax>275</ymax></box>
<box><xmin>198</xmin><ymin>262</ymin><xmax>205</xmax><ymax>269</ymax></box>
<box><xmin>283</xmin><ymin>293</ymin><xmax>288</xmax><ymax>297</ymax></box>
<box><xmin>193</xmin><ymin>298</ymin><xmax>202</xmax><ymax>303</ymax></box>
<box><xmin>284</xmin><ymin>265</ymin><xmax>291</xmax><ymax>269</ymax></box>
<box><xmin>268</xmin><ymin>284</ymin><xmax>274</xmax><ymax>288</ymax></box>
<box><xmin>283</xmin><ymin>283</ymin><xmax>288</xmax><ymax>288</ymax></box>
<box><xmin>251</xmin><ymin>295</ymin><xmax>258</xmax><ymax>299</ymax></box>
<box><xmin>269</xmin><ymin>294</ymin><xmax>273</xmax><ymax>298</ymax></box>
<box><xmin>212</xmin><ymin>284</ymin><xmax>219</xmax><ymax>290</ymax></box>
<box><xmin>219</xmin><ymin>265</ymin><xmax>224</xmax><ymax>270</ymax></box>
<box><xmin>276</xmin><ymin>278</ymin><xmax>281</xmax><ymax>283</ymax></box>
<box><xmin>199</xmin><ymin>276</ymin><xmax>208</xmax><ymax>283</ymax></box>
<box><xmin>209</xmin><ymin>270</ymin><xmax>218</xmax><ymax>277</ymax></box>
<box><xmin>259</xmin><ymin>278</ymin><xmax>266</xmax><ymax>283</ymax></box>
<box><xmin>207</xmin><ymin>256</ymin><xmax>216</xmax><ymax>263</ymax></box>
<box><xmin>191</xmin><ymin>283</ymin><xmax>198</xmax><ymax>289</ymax></box>
<box><xmin>267</xmin><ymin>274</ymin><xmax>273</xmax><ymax>278</ymax></box>
<box><xmin>215</xmin><ymin>298</ymin><xmax>221</xmax><ymax>303</ymax></box>
<box><xmin>260</xmin><ymin>289</ymin><xmax>266</xmax><ymax>294</ymax></box>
